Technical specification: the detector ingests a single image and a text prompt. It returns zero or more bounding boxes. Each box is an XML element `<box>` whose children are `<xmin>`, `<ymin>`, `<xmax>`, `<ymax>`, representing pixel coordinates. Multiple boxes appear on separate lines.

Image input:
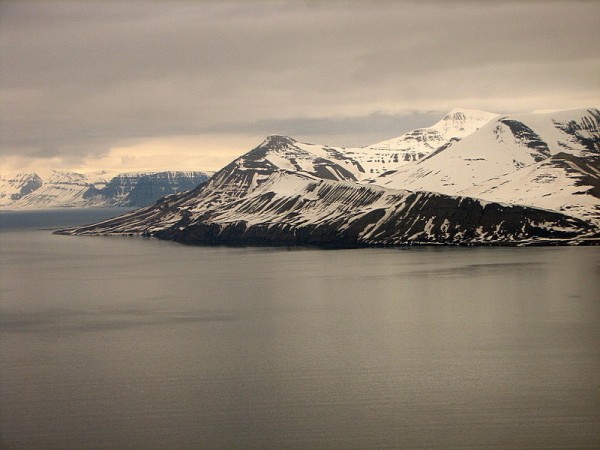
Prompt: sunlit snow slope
<box><xmin>347</xmin><ymin>108</ymin><xmax>498</xmax><ymax>176</ymax></box>
<box><xmin>372</xmin><ymin>108</ymin><xmax>600</xmax><ymax>223</ymax></box>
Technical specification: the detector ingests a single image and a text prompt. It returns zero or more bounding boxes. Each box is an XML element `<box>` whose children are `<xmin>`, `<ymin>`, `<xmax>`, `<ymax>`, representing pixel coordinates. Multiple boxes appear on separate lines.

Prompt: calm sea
<box><xmin>1</xmin><ymin>209</ymin><xmax>599</xmax><ymax>449</ymax></box>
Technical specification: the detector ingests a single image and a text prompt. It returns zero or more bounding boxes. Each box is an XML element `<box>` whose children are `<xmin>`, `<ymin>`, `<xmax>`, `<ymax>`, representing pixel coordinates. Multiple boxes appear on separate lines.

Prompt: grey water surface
<box><xmin>1</xmin><ymin>209</ymin><xmax>599</xmax><ymax>449</ymax></box>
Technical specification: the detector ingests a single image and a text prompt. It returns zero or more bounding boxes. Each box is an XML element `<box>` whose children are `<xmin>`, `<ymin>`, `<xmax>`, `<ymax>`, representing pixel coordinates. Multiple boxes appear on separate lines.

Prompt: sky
<box><xmin>1</xmin><ymin>0</ymin><xmax>599</xmax><ymax>175</ymax></box>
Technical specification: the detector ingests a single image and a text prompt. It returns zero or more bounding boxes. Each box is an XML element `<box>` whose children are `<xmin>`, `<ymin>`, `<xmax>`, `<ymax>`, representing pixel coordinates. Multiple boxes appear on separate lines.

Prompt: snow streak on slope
<box><xmin>346</xmin><ymin>108</ymin><xmax>498</xmax><ymax>176</ymax></box>
<box><xmin>173</xmin><ymin>135</ymin><xmax>366</xmax><ymax>215</ymax></box>
<box><xmin>60</xmin><ymin>170</ymin><xmax>595</xmax><ymax>246</ymax></box>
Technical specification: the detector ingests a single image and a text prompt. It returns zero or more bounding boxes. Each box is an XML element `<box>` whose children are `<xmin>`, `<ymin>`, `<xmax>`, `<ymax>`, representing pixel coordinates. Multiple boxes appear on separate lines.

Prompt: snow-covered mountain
<box><xmin>58</xmin><ymin>109</ymin><xmax>600</xmax><ymax>246</ymax></box>
<box><xmin>346</xmin><ymin>108</ymin><xmax>498</xmax><ymax>176</ymax></box>
<box><xmin>0</xmin><ymin>172</ymin><xmax>43</xmax><ymax>204</ymax></box>
<box><xmin>184</xmin><ymin>135</ymin><xmax>366</xmax><ymax>213</ymax></box>
<box><xmin>372</xmin><ymin>108</ymin><xmax>600</xmax><ymax>223</ymax></box>
<box><xmin>63</xmin><ymin>169</ymin><xmax>594</xmax><ymax>246</ymax></box>
<box><xmin>5</xmin><ymin>170</ymin><xmax>112</xmax><ymax>208</ymax></box>
<box><xmin>0</xmin><ymin>170</ymin><xmax>212</xmax><ymax>208</ymax></box>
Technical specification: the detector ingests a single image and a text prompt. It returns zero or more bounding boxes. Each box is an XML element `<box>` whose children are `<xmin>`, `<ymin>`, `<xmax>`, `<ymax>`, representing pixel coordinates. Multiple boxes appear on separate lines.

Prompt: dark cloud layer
<box><xmin>0</xmin><ymin>0</ymin><xmax>598</xmax><ymax>168</ymax></box>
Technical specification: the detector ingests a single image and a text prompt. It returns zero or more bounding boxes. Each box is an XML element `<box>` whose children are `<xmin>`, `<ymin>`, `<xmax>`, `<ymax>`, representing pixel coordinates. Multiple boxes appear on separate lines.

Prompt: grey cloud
<box><xmin>210</xmin><ymin>111</ymin><xmax>445</xmax><ymax>147</ymax></box>
<box><xmin>0</xmin><ymin>0</ymin><xmax>598</xmax><ymax>164</ymax></box>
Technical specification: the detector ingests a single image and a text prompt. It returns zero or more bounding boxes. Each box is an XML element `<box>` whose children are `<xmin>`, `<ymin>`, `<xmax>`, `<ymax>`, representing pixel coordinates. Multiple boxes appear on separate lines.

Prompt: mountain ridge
<box><xmin>0</xmin><ymin>170</ymin><xmax>212</xmax><ymax>209</ymax></box>
<box><xmin>57</xmin><ymin>107</ymin><xmax>600</xmax><ymax>246</ymax></box>
<box><xmin>347</xmin><ymin>108</ymin><xmax>498</xmax><ymax>176</ymax></box>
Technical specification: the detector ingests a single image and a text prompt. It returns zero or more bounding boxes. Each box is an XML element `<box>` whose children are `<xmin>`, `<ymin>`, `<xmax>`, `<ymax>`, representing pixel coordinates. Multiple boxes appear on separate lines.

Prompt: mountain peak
<box><xmin>442</xmin><ymin>108</ymin><xmax>498</xmax><ymax>122</ymax></box>
<box><xmin>47</xmin><ymin>170</ymin><xmax>89</xmax><ymax>185</ymax></box>
<box><xmin>362</xmin><ymin>108</ymin><xmax>499</xmax><ymax>171</ymax></box>
<box><xmin>261</xmin><ymin>135</ymin><xmax>297</xmax><ymax>147</ymax></box>
<box><xmin>3</xmin><ymin>172</ymin><xmax>41</xmax><ymax>182</ymax></box>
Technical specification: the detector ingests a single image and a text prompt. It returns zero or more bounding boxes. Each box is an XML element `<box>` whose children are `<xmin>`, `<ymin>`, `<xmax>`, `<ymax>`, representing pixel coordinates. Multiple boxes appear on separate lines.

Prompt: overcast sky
<box><xmin>1</xmin><ymin>0</ymin><xmax>598</xmax><ymax>174</ymax></box>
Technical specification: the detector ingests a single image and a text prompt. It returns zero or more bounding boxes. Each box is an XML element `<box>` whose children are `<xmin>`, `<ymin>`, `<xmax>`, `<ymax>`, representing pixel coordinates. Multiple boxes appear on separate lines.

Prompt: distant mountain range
<box><xmin>0</xmin><ymin>170</ymin><xmax>212</xmax><ymax>208</ymax></box>
<box><xmin>58</xmin><ymin>107</ymin><xmax>600</xmax><ymax>246</ymax></box>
